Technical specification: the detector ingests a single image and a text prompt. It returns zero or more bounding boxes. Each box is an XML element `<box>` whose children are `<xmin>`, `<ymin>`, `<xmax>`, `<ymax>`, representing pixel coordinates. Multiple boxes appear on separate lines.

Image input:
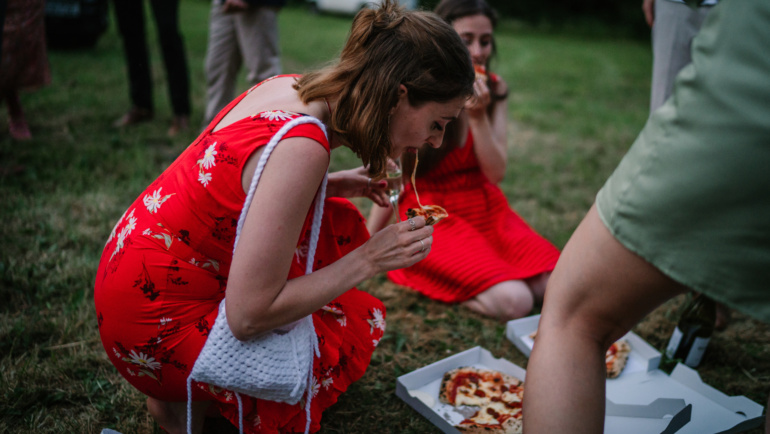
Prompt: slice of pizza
<box><xmin>529</xmin><ymin>330</ymin><xmax>631</xmax><ymax>378</ymax></box>
<box><xmin>440</xmin><ymin>367</ymin><xmax>524</xmax><ymax>434</ymax></box>
<box><xmin>474</xmin><ymin>64</ymin><xmax>488</xmax><ymax>82</ymax></box>
<box><xmin>406</xmin><ymin>205</ymin><xmax>449</xmax><ymax>226</ymax></box>
<box><xmin>405</xmin><ymin>150</ymin><xmax>449</xmax><ymax>226</ymax></box>
<box><xmin>606</xmin><ymin>340</ymin><xmax>631</xmax><ymax>379</ymax></box>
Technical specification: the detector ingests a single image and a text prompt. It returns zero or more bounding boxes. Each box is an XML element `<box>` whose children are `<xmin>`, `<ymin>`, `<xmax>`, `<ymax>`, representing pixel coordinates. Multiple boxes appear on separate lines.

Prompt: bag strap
<box><xmin>187</xmin><ymin>116</ymin><xmax>328</xmax><ymax>434</ymax></box>
<box><xmin>234</xmin><ymin>115</ymin><xmax>329</xmax><ymax>273</ymax></box>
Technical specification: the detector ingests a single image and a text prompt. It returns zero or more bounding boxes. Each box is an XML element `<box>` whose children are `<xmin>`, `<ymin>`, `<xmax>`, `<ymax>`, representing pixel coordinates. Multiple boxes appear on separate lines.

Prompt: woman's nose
<box><xmin>428</xmin><ymin>132</ymin><xmax>444</xmax><ymax>149</ymax></box>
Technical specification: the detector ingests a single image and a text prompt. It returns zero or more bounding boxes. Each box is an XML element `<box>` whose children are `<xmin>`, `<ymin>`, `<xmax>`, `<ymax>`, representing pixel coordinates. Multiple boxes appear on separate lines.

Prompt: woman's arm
<box><xmin>367</xmin><ymin>202</ymin><xmax>395</xmax><ymax>235</ymax></box>
<box><xmin>225</xmin><ymin>137</ymin><xmax>433</xmax><ymax>340</ymax></box>
<box><xmin>467</xmin><ymin>77</ymin><xmax>509</xmax><ymax>184</ymax></box>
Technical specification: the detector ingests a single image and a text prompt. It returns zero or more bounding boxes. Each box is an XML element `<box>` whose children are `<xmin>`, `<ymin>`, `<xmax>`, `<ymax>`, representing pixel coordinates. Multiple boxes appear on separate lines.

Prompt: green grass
<box><xmin>1</xmin><ymin>3</ymin><xmax>767</xmax><ymax>433</ymax></box>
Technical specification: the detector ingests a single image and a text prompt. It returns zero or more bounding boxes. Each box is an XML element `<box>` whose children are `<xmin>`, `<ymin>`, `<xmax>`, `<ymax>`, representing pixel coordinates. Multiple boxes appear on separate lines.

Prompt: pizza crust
<box><xmin>458</xmin><ymin>415</ymin><xmax>522</xmax><ymax>434</ymax></box>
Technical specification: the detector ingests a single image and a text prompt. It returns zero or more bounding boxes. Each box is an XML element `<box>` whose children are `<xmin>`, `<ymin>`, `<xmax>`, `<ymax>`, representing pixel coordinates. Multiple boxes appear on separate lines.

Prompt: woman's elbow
<box><xmin>226</xmin><ymin>309</ymin><xmax>270</xmax><ymax>341</ymax></box>
<box><xmin>487</xmin><ymin>169</ymin><xmax>506</xmax><ymax>184</ymax></box>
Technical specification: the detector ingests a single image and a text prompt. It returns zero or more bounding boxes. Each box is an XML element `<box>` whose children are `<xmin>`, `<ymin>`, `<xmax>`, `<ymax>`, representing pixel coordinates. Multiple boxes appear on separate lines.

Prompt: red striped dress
<box><xmin>94</xmin><ymin>77</ymin><xmax>386</xmax><ymax>433</ymax></box>
<box><xmin>387</xmin><ymin>131</ymin><xmax>560</xmax><ymax>303</ymax></box>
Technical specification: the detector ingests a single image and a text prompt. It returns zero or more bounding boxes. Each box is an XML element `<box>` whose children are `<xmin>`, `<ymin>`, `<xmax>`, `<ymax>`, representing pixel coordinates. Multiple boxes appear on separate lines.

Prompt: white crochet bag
<box><xmin>187</xmin><ymin>117</ymin><xmax>328</xmax><ymax>434</ymax></box>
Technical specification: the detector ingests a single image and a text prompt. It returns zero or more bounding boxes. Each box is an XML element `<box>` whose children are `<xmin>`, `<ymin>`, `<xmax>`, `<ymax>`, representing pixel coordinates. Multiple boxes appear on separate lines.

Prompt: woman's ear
<box><xmin>391</xmin><ymin>84</ymin><xmax>408</xmax><ymax>115</ymax></box>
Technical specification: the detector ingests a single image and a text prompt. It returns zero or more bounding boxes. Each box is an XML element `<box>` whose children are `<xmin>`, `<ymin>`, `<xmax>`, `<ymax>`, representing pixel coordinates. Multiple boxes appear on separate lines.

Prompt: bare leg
<box><xmin>146</xmin><ymin>396</ymin><xmax>211</xmax><ymax>434</ymax></box>
<box><xmin>525</xmin><ymin>271</ymin><xmax>550</xmax><ymax>304</ymax></box>
<box><xmin>523</xmin><ymin>205</ymin><xmax>685</xmax><ymax>433</ymax></box>
<box><xmin>462</xmin><ymin>280</ymin><xmax>534</xmax><ymax>321</ymax></box>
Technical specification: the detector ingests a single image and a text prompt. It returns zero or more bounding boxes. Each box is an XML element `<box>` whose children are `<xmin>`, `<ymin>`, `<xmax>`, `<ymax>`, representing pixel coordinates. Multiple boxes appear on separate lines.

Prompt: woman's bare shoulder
<box><xmin>215</xmin><ymin>76</ymin><xmax>312</xmax><ymax>132</ymax></box>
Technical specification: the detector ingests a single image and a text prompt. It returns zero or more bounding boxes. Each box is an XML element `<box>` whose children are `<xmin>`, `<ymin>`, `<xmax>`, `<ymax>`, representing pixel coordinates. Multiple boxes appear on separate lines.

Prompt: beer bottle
<box><xmin>664</xmin><ymin>293</ymin><xmax>716</xmax><ymax>368</ymax></box>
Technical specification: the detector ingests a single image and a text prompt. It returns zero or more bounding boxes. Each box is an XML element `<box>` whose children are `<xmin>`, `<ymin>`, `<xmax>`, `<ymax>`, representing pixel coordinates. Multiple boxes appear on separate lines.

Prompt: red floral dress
<box><xmin>388</xmin><ymin>127</ymin><xmax>560</xmax><ymax>303</ymax></box>
<box><xmin>94</xmin><ymin>77</ymin><xmax>386</xmax><ymax>433</ymax></box>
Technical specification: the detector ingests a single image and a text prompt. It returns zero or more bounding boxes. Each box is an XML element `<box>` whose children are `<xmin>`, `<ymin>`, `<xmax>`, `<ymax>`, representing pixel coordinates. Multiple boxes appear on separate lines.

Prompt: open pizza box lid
<box><xmin>502</xmin><ymin>314</ymin><xmax>765</xmax><ymax>433</ymax></box>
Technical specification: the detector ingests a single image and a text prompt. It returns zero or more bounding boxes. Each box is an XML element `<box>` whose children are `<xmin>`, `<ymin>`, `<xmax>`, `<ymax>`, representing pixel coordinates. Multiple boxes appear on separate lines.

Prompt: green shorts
<box><xmin>596</xmin><ymin>0</ymin><xmax>770</xmax><ymax>323</ymax></box>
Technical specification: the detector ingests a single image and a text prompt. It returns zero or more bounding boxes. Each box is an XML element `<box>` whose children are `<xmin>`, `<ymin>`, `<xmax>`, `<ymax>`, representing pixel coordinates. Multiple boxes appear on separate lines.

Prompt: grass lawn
<box><xmin>1</xmin><ymin>2</ymin><xmax>767</xmax><ymax>433</ymax></box>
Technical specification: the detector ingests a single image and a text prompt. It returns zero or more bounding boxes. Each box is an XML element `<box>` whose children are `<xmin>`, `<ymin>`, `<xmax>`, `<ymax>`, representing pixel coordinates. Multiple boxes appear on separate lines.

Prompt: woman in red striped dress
<box><xmin>368</xmin><ymin>0</ymin><xmax>560</xmax><ymax>321</ymax></box>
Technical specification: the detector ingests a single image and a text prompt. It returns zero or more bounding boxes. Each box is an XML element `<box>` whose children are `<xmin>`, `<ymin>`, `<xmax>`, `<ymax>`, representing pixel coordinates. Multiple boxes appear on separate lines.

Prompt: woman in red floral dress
<box><xmin>94</xmin><ymin>1</ymin><xmax>475</xmax><ymax>433</ymax></box>
<box><xmin>368</xmin><ymin>0</ymin><xmax>560</xmax><ymax>322</ymax></box>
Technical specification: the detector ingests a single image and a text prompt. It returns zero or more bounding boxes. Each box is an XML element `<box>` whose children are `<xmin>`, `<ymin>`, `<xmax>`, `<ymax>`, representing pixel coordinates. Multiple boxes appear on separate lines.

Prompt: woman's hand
<box><xmin>465</xmin><ymin>77</ymin><xmax>492</xmax><ymax>119</ymax></box>
<box><xmin>360</xmin><ymin>216</ymin><xmax>434</xmax><ymax>274</ymax></box>
<box><xmin>327</xmin><ymin>167</ymin><xmax>390</xmax><ymax>207</ymax></box>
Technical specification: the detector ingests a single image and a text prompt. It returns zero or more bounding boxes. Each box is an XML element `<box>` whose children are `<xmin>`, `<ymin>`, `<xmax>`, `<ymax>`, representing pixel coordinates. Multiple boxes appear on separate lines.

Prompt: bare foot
<box><xmin>146</xmin><ymin>397</ymin><xmax>210</xmax><ymax>434</ymax></box>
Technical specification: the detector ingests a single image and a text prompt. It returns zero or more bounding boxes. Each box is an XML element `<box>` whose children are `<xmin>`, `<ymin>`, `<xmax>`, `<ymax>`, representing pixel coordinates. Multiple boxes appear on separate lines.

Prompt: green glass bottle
<box><xmin>665</xmin><ymin>293</ymin><xmax>716</xmax><ymax>368</ymax></box>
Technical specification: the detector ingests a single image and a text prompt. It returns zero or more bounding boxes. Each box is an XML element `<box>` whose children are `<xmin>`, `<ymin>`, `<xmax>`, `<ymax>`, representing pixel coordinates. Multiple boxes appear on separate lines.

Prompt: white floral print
<box><xmin>309</xmin><ymin>376</ymin><xmax>320</xmax><ymax>398</ymax></box>
<box><xmin>321</xmin><ymin>376</ymin><xmax>334</xmax><ymax>391</ymax></box>
<box><xmin>199</xmin><ymin>143</ymin><xmax>218</xmax><ymax>170</ymax></box>
<box><xmin>143</xmin><ymin>188</ymin><xmax>175</xmax><ymax>214</ymax></box>
<box><xmin>259</xmin><ymin>110</ymin><xmax>298</xmax><ymax>121</ymax></box>
<box><xmin>195</xmin><ymin>142</ymin><xmax>218</xmax><ymax>187</ymax></box>
<box><xmin>367</xmin><ymin>308</ymin><xmax>386</xmax><ymax>334</ymax></box>
<box><xmin>109</xmin><ymin>208</ymin><xmax>137</xmax><ymax>262</ymax></box>
<box><xmin>127</xmin><ymin>349</ymin><xmax>161</xmax><ymax>370</ymax></box>
<box><xmin>198</xmin><ymin>171</ymin><xmax>212</xmax><ymax>187</ymax></box>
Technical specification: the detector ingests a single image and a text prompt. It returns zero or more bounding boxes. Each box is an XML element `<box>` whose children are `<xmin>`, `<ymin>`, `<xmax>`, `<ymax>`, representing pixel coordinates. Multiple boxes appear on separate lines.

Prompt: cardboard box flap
<box><xmin>606</xmin><ymin>367</ymin><xmax>764</xmax><ymax>433</ymax></box>
<box><xmin>669</xmin><ymin>364</ymin><xmax>765</xmax><ymax>420</ymax></box>
<box><xmin>605</xmin><ymin>397</ymin><xmax>687</xmax><ymax>419</ymax></box>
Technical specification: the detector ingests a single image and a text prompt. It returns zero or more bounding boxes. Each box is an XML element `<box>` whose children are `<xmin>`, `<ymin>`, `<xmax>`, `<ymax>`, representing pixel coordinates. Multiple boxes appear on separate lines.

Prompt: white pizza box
<box><xmin>395</xmin><ymin>346</ymin><xmax>526</xmax><ymax>434</ymax></box>
<box><xmin>395</xmin><ymin>346</ymin><xmax>687</xmax><ymax>434</ymax></box>
<box><xmin>504</xmin><ymin>314</ymin><xmax>765</xmax><ymax>433</ymax></box>
<box><xmin>505</xmin><ymin>314</ymin><xmax>662</xmax><ymax>377</ymax></box>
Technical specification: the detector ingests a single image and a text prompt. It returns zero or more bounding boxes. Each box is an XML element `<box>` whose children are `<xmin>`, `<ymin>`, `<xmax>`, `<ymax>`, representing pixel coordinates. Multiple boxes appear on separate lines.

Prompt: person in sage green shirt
<box><xmin>523</xmin><ymin>0</ymin><xmax>770</xmax><ymax>431</ymax></box>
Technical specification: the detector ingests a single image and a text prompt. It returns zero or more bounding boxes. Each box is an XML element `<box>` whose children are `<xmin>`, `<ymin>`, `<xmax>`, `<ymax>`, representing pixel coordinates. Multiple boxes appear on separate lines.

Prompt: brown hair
<box><xmin>294</xmin><ymin>0</ymin><xmax>475</xmax><ymax>176</ymax></box>
<box><xmin>417</xmin><ymin>0</ymin><xmax>503</xmax><ymax>177</ymax></box>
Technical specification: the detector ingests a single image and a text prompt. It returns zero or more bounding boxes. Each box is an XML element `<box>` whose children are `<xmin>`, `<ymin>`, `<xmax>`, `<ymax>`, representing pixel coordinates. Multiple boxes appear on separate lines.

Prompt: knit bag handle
<box><xmin>234</xmin><ymin>115</ymin><xmax>329</xmax><ymax>276</ymax></box>
<box><xmin>187</xmin><ymin>116</ymin><xmax>328</xmax><ymax>434</ymax></box>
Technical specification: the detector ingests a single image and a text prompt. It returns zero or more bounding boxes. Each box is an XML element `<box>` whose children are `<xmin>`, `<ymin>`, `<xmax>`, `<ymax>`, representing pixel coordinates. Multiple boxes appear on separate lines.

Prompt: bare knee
<box><xmin>464</xmin><ymin>281</ymin><xmax>534</xmax><ymax>322</ymax></box>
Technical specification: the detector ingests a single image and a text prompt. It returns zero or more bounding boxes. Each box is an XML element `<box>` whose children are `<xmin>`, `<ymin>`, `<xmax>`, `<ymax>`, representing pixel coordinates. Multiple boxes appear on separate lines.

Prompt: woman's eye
<box><xmin>433</xmin><ymin>122</ymin><xmax>444</xmax><ymax>131</ymax></box>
